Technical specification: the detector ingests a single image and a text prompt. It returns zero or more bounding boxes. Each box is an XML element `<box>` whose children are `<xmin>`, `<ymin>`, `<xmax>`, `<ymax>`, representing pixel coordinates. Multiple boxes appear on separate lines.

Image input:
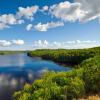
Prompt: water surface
<box><xmin>0</xmin><ymin>53</ymin><xmax>71</xmax><ymax>100</ymax></box>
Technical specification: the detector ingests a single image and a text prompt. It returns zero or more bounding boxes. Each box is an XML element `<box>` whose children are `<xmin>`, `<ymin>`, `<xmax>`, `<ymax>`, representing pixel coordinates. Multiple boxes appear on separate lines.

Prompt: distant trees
<box><xmin>28</xmin><ymin>47</ymin><xmax>100</xmax><ymax>66</ymax></box>
<box><xmin>0</xmin><ymin>51</ymin><xmax>25</xmax><ymax>55</ymax></box>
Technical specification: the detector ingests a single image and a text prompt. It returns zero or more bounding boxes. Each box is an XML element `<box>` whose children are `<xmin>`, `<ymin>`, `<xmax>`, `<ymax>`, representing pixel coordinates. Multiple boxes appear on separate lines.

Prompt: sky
<box><xmin>0</xmin><ymin>0</ymin><xmax>100</xmax><ymax>50</ymax></box>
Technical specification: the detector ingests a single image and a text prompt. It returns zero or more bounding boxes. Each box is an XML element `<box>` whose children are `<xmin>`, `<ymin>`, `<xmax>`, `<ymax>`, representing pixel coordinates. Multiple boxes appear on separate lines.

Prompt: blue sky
<box><xmin>0</xmin><ymin>0</ymin><xmax>100</xmax><ymax>50</ymax></box>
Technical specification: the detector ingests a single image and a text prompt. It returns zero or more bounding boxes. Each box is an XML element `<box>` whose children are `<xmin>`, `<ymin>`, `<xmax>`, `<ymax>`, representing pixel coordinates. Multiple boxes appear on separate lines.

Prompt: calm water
<box><xmin>0</xmin><ymin>53</ymin><xmax>71</xmax><ymax>100</ymax></box>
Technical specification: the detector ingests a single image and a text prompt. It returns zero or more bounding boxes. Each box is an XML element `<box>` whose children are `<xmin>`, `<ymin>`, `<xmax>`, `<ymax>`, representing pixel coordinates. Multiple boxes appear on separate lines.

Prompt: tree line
<box><xmin>28</xmin><ymin>46</ymin><xmax>100</xmax><ymax>66</ymax></box>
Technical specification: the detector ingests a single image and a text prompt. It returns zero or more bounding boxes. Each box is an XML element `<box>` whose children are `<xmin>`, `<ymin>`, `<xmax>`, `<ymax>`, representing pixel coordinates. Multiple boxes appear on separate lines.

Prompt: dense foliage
<box><xmin>14</xmin><ymin>47</ymin><xmax>100</xmax><ymax>100</ymax></box>
<box><xmin>80</xmin><ymin>56</ymin><xmax>100</xmax><ymax>93</ymax></box>
<box><xmin>28</xmin><ymin>47</ymin><xmax>100</xmax><ymax>65</ymax></box>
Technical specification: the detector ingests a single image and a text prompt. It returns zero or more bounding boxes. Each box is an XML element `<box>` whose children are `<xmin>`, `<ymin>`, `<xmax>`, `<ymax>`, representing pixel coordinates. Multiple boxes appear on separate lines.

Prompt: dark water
<box><xmin>0</xmin><ymin>53</ymin><xmax>71</xmax><ymax>100</ymax></box>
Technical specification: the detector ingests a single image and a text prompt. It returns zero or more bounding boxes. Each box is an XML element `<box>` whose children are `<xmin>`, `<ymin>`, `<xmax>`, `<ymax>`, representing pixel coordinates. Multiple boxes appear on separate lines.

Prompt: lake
<box><xmin>0</xmin><ymin>53</ymin><xmax>71</xmax><ymax>100</ymax></box>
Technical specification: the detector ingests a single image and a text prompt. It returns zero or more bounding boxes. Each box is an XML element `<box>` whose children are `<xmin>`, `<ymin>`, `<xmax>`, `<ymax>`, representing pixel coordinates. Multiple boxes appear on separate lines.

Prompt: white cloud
<box><xmin>17</xmin><ymin>6</ymin><xmax>39</xmax><ymax>21</ymax></box>
<box><xmin>0</xmin><ymin>23</ymin><xmax>9</xmax><ymax>30</ymax></box>
<box><xmin>17</xmin><ymin>19</ymin><xmax>24</xmax><ymax>24</ymax></box>
<box><xmin>44</xmin><ymin>40</ymin><xmax>49</xmax><ymax>45</ymax></box>
<box><xmin>76</xmin><ymin>40</ymin><xmax>81</xmax><ymax>43</ymax></box>
<box><xmin>26</xmin><ymin>24</ymin><xmax>33</xmax><ymax>31</ymax></box>
<box><xmin>0</xmin><ymin>14</ymin><xmax>25</xmax><ymax>30</ymax></box>
<box><xmin>32</xmin><ymin>40</ymin><xmax>100</xmax><ymax>49</ymax></box>
<box><xmin>49</xmin><ymin>1</ymin><xmax>85</xmax><ymax>22</ymax></box>
<box><xmin>33</xmin><ymin>40</ymin><xmax>49</xmax><ymax>47</ymax></box>
<box><xmin>66</xmin><ymin>41</ymin><xmax>76</xmax><ymax>44</ymax></box>
<box><xmin>12</xmin><ymin>39</ymin><xmax>24</xmax><ymax>45</ymax></box>
<box><xmin>53</xmin><ymin>41</ymin><xmax>61</xmax><ymax>47</ymax></box>
<box><xmin>42</xmin><ymin>6</ymin><xmax>49</xmax><ymax>11</ymax></box>
<box><xmin>0</xmin><ymin>5</ymin><xmax>38</xmax><ymax>30</ymax></box>
<box><xmin>75</xmin><ymin>0</ymin><xmax>100</xmax><ymax>22</ymax></box>
<box><xmin>63</xmin><ymin>40</ymin><xmax>98</xmax><ymax>45</ymax></box>
<box><xmin>50</xmin><ymin>0</ymin><xmax>100</xmax><ymax>22</ymax></box>
<box><xmin>0</xmin><ymin>14</ymin><xmax>17</xmax><ymax>25</ymax></box>
<box><xmin>0</xmin><ymin>40</ymin><xmax>99</xmax><ymax>50</ymax></box>
<box><xmin>0</xmin><ymin>40</ymin><xmax>12</xmax><ymax>47</ymax></box>
<box><xmin>82</xmin><ymin>40</ymin><xmax>97</xmax><ymax>43</ymax></box>
<box><xmin>0</xmin><ymin>39</ymin><xmax>24</xmax><ymax>47</ymax></box>
<box><xmin>34</xmin><ymin>21</ymin><xmax>64</xmax><ymax>32</ymax></box>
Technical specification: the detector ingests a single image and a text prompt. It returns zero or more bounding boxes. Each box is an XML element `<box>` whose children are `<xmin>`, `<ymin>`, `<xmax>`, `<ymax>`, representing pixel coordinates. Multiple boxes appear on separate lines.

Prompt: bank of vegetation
<box><xmin>28</xmin><ymin>47</ymin><xmax>100</xmax><ymax>66</ymax></box>
<box><xmin>14</xmin><ymin>47</ymin><xmax>100</xmax><ymax>100</ymax></box>
<box><xmin>0</xmin><ymin>51</ymin><xmax>26</xmax><ymax>55</ymax></box>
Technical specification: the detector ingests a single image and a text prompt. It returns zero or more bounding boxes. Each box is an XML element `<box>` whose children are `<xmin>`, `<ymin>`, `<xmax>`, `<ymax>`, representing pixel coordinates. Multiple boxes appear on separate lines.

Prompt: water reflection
<box><xmin>0</xmin><ymin>53</ymin><xmax>71</xmax><ymax>100</ymax></box>
<box><xmin>0</xmin><ymin>54</ymin><xmax>26</xmax><ymax>67</ymax></box>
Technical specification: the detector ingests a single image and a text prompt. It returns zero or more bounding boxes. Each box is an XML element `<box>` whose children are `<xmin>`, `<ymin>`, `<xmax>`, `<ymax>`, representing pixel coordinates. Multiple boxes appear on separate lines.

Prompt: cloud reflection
<box><xmin>0</xmin><ymin>54</ymin><xmax>26</xmax><ymax>67</ymax></box>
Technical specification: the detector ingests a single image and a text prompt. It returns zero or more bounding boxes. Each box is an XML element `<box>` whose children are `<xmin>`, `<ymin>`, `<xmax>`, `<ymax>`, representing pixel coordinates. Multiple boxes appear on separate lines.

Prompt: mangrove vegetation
<box><xmin>28</xmin><ymin>46</ymin><xmax>100</xmax><ymax>66</ymax></box>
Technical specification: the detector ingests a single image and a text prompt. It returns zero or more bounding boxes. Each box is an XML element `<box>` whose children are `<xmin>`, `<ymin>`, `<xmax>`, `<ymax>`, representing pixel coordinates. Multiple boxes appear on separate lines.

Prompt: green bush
<box><xmin>80</xmin><ymin>56</ymin><xmax>100</xmax><ymax>93</ymax></box>
<box><xmin>13</xmin><ymin>71</ymin><xmax>86</xmax><ymax>100</ymax></box>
